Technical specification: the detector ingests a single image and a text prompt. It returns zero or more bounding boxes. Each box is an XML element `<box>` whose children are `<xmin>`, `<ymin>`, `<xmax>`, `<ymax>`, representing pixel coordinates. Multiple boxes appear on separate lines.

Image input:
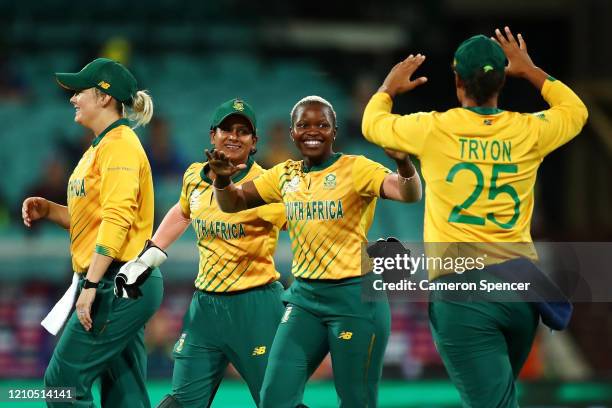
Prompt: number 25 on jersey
<box><xmin>446</xmin><ymin>163</ymin><xmax>520</xmax><ymax>229</ymax></box>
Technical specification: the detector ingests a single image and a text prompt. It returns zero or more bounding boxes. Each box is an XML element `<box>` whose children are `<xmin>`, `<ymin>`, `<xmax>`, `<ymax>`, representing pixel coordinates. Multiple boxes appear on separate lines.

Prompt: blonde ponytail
<box><xmin>125</xmin><ymin>90</ymin><xmax>154</xmax><ymax>128</ymax></box>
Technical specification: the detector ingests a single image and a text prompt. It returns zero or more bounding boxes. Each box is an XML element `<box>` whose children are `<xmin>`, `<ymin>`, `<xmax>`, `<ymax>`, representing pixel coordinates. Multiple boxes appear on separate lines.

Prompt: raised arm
<box><xmin>493</xmin><ymin>26</ymin><xmax>588</xmax><ymax>156</ymax></box>
<box><xmin>205</xmin><ymin>149</ymin><xmax>266</xmax><ymax>213</ymax></box>
<box><xmin>492</xmin><ymin>27</ymin><xmax>547</xmax><ymax>90</ymax></box>
<box><xmin>362</xmin><ymin>54</ymin><xmax>431</xmax><ymax>156</ymax></box>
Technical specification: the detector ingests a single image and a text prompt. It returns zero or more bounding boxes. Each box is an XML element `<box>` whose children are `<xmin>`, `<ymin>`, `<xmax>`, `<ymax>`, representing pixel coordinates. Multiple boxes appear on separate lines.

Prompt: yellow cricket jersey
<box><xmin>252</xmin><ymin>153</ymin><xmax>391</xmax><ymax>280</ymax></box>
<box><xmin>67</xmin><ymin>118</ymin><xmax>154</xmax><ymax>273</ymax></box>
<box><xmin>363</xmin><ymin>78</ymin><xmax>588</xmax><ymax>277</ymax></box>
<box><xmin>179</xmin><ymin>157</ymin><xmax>285</xmax><ymax>292</ymax></box>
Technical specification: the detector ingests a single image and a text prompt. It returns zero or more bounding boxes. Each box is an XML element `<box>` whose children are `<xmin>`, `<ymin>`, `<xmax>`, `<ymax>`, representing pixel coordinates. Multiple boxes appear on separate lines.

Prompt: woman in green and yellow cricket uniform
<box><xmin>150</xmin><ymin>99</ymin><xmax>287</xmax><ymax>408</ymax></box>
<box><xmin>207</xmin><ymin>96</ymin><xmax>422</xmax><ymax>407</ymax></box>
<box><xmin>21</xmin><ymin>58</ymin><xmax>162</xmax><ymax>407</ymax></box>
<box><xmin>362</xmin><ymin>27</ymin><xmax>588</xmax><ymax>407</ymax></box>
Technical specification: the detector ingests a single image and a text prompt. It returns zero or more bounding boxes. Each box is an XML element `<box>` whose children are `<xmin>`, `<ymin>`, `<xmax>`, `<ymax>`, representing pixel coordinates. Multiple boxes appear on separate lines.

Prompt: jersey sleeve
<box><xmin>535</xmin><ymin>78</ymin><xmax>588</xmax><ymax>157</ymax></box>
<box><xmin>352</xmin><ymin>156</ymin><xmax>392</xmax><ymax>198</ymax></box>
<box><xmin>362</xmin><ymin>92</ymin><xmax>434</xmax><ymax>157</ymax></box>
<box><xmin>94</xmin><ymin>139</ymin><xmax>142</xmax><ymax>258</ymax></box>
<box><xmin>251</xmin><ymin>163</ymin><xmax>284</xmax><ymax>204</ymax></box>
<box><xmin>178</xmin><ymin>163</ymin><xmax>202</xmax><ymax>218</ymax></box>
<box><xmin>256</xmin><ymin>203</ymin><xmax>287</xmax><ymax>228</ymax></box>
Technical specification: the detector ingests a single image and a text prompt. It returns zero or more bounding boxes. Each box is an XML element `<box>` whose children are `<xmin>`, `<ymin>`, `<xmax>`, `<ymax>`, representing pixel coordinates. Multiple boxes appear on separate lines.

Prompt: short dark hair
<box><xmin>462</xmin><ymin>70</ymin><xmax>505</xmax><ymax>106</ymax></box>
<box><xmin>291</xmin><ymin>97</ymin><xmax>337</xmax><ymax>129</ymax></box>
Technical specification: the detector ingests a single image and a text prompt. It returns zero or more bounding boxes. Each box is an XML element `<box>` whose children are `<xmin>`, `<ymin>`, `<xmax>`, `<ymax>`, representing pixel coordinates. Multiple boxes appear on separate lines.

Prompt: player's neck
<box><xmin>303</xmin><ymin>151</ymin><xmax>333</xmax><ymax>169</ymax></box>
<box><xmin>89</xmin><ymin>112</ymin><xmax>123</xmax><ymax>137</ymax></box>
<box><xmin>461</xmin><ymin>95</ymin><xmax>498</xmax><ymax>109</ymax></box>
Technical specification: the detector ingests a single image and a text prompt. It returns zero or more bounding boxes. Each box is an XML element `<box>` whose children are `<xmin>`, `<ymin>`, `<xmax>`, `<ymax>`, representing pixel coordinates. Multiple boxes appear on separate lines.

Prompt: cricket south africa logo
<box><xmin>282</xmin><ymin>176</ymin><xmax>300</xmax><ymax>194</ymax></box>
<box><xmin>233</xmin><ymin>100</ymin><xmax>244</xmax><ymax>111</ymax></box>
<box><xmin>323</xmin><ymin>173</ymin><xmax>336</xmax><ymax>189</ymax></box>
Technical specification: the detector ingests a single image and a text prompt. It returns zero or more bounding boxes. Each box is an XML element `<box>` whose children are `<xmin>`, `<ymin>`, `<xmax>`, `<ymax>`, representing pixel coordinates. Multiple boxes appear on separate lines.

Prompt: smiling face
<box><xmin>291</xmin><ymin>102</ymin><xmax>336</xmax><ymax>164</ymax></box>
<box><xmin>69</xmin><ymin>88</ymin><xmax>101</xmax><ymax>127</ymax></box>
<box><xmin>209</xmin><ymin>114</ymin><xmax>257</xmax><ymax>165</ymax></box>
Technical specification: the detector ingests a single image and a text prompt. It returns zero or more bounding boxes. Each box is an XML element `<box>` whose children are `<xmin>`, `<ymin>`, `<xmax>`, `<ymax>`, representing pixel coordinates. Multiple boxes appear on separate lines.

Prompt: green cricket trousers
<box><xmin>44</xmin><ymin>265</ymin><xmax>163</xmax><ymax>408</ymax></box>
<box><xmin>260</xmin><ymin>274</ymin><xmax>391</xmax><ymax>408</ymax></box>
<box><xmin>169</xmin><ymin>281</ymin><xmax>284</xmax><ymax>407</ymax></box>
<box><xmin>429</xmin><ymin>269</ymin><xmax>539</xmax><ymax>408</ymax></box>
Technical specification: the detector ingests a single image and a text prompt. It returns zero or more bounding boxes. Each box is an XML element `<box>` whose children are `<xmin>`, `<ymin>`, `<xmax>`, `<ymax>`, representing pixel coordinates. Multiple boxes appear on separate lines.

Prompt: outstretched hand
<box><xmin>378</xmin><ymin>54</ymin><xmax>428</xmax><ymax>98</ymax></box>
<box><xmin>492</xmin><ymin>26</ymin><xmax>537</xmax><ymax>78</ymax></box>
<box><xmin>205</xmin><ymin>149</ymin><xmax>246</xmax><ymax>179</ymax></box>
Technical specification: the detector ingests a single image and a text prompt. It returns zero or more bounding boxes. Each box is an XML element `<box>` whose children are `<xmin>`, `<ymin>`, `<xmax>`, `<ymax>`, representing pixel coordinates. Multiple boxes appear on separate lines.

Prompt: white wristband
<box><xmin>213</xmin><ymin>181</ymin><xmax>231</xmax><ymax>191</ymax></box>
<box><xmin>397</xmin><ymin>171</ymin><xmax>417</xmax><ymax>183</ymax></box>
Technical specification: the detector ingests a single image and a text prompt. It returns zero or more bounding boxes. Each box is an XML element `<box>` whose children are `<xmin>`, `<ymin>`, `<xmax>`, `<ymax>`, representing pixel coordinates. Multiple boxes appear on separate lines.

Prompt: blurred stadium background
<box><xmin>0</xmin><ymin>0</ymin><xmax>611</xmax><ymax>406</ymax></box>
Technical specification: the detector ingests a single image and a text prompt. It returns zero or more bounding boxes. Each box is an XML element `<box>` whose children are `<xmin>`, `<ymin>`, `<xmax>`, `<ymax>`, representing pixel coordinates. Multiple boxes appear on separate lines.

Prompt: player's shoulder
<box><xmin>97</xmin><ymin>126</ymin><xmax>145</xmax><ymax>157</ymax></box>
<box><xmin>406</xmin><ymin>109</ymin><xmax>442</xmax><ymax>120</ymax></box>
<box><xmin>342</xmin><ymin>153</ymin><xmax>381</xmax><ymax>168</ymax></box>
<box><xmin>340</xmin><ymin>155</ymin><xmax>390</xmax><ymax>179</ymax></box>
<box><xmin>521</xmin><ymin>110</ymin><xmax>550</xmax><ymax>123</ymax></box>
<box><xmin>498</xmin><ymin>110</ymin><xmax>540</xmax><ymax>128</ymax></box>
<box><xmin>105</xmin><ymin>122</ymin><xmax>139</xmax><ymax>144</ymax></box>
<box><xmin>249</xmin><ymin>160</ymin><xmax>266</xmax><ymax>176</ymax></box>
<box><xmin>185</xmin><ymin>161</ymin><xmax>205</xmax><ymax>173</ymax></box>
<box><xmin>238</xmin><ymin>159</ymin><xmax>267</xmax><ymax>183</ymax></box>
<box><xmin>268</xmin><ymin>158</ymin><xmax>302</xmax><ymax>173</ymax></box>
<box><xmin>183</xmin><ymin>162</ymin><xmax>205</xmax><ymax>184</ymax></box>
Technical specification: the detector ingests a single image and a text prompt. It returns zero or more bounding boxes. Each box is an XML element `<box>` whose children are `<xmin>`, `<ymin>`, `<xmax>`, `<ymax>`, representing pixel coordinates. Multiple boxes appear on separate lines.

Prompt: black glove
<box><xmin>114</xmin><ymin>240</ymin><xmax>167</xmax><ymax>299</ymax></box>
<box><xmin>367</xmin><ymin>237</ymin><xmax>412</xmax><ymax>277</ymax></box>
<box><xmin>367</xmin><ymin>236</ymin><xmax>410</xmax><ymax>258</ymax></box>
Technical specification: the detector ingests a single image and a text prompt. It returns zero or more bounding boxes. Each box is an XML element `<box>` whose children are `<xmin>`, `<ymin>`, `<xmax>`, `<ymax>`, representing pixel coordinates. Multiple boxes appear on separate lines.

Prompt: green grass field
<box><xmin>0</xmin><ymin>379</ymin><xmax>611</xmax><ymax>407</ymax></box>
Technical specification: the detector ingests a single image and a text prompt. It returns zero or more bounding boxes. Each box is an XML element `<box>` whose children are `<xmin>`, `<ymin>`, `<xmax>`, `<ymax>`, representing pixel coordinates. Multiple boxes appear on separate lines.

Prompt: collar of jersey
<box><xmin>463</xmin><ymin>106</ymin><xmax>504</xmax><ymax>115</ymax></box>
<box><xmin>302</xmin><ymin>152</ymin><xmax>343</xmax><ymax>173</ymax></box>
<box><xmin>200</xmin><ymin>154</ymin><xmax>255</xmax><ymax>185</ymax></box>
<box><xmin>91</xmin><ymin>118</ymin><xmax>130</xmax><ymax>147</ymax></box>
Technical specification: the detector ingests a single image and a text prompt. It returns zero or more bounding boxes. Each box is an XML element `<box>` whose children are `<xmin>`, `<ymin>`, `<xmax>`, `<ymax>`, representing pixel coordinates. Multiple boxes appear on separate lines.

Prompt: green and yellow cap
<box><xmin>210</xmin><ymin>98</ymin><xmax>257</xmax><ymax>135</ymax></box>
<box><xmin>55</xmin><ymin>58</ymin><xmax>138</xmax><ymax>105</ymax></box>
<box><xmin>453</xmin><ymin>35</ymin><xmax>506</xmax><ymax>80</ymax></box>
